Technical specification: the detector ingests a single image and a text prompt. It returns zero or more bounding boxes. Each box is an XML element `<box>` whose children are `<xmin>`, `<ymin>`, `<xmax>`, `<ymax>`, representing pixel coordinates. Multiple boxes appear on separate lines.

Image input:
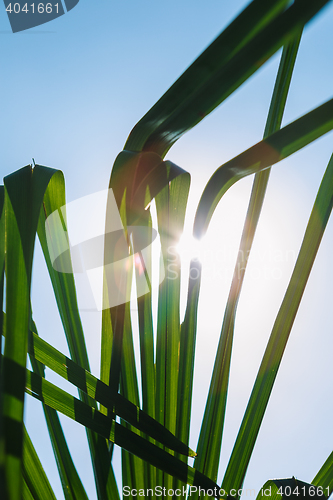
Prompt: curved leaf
<box><xmin>125</xmin><ymin>0</ymin><xmax>329</xmax><ymax>156</ymax></box>
<box><xmin>194</xmin><ymin>99</ymin><xmax>333</xmax><ymax>239</ymax></box>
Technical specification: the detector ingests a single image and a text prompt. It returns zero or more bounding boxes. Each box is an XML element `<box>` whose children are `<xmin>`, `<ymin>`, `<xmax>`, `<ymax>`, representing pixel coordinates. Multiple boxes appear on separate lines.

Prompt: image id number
<box><xmin>6</xmin><ymin>3</ymin><xmax>59</xmax><ymax>14</ymax></box>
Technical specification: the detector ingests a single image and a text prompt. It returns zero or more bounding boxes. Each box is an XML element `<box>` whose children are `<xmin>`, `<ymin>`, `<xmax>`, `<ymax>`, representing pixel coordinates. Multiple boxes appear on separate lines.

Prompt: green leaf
<box><xmin>192</xmin><ymin>33</ymin><xmax>302</xmax><ymax>487</ymax></box>
<box><xmin>105</xmin><ymin>151</ymin><xmax>191</xmax><ymax>492</ymax></box>
<box><xmin>221</xmin><ymin>152</ymin><xmax>333</xmax><ymax>496</ymax></box>
<box><xmin>0</xmin><ymin>186</ymin><xmax>6</xmax><ymax>498</ymax></box>
<box><xmin>312</xmin><ymin>451</ymin><xmax>333</xmax><ymax>493</ymax></box>
<box><xmin>154</xmin><ymin>165</ymin><xmax>190</xmax><ymax>492</ymax></box>
<box><xmin>194</xmin><ymin>99</ymin><xmax>333</xmax><ymax>239</ymax></box>
<box><xmin>2</xmin><ymin>165</ymin><xmax>57</xmax><ymax>500</ymax></box>
<box><xmin>135</xmin><ymin>212</ymin><xmax>156</xmax><ymax>495</ymax></box>
<box><xmin>27</xmin><ymin>325</ymin><xmax>195</xmax><ymax>457</ymax></box>
<box><xmin>37</xmin><ymin>170</ymin><xmax>120</xmax><ymax>500</ymax></box>
<box><xmin>25</xmin><ymin>367</ymin><xmax>220</xmax><ymax>494</ymax></box>
<box><xmin>22</xmin><ymin>426</ymin><xmax>57</xmax><ymax>500</ymax></box>
<box><xmin>124</xmin><ymin>0</ymin><xmax>289</xmax><ymax>153</ymax></box>
<box><xmin>28</xmin><ymin>317</ymin><xmax>89</xmax><ymax>500</ymax></box>
<box><xmin>125</xmin><ymin>0</ymin><xmax>329</xmax><ymax>156</ymax></box>
<box><xmin>174</xmin><ymin>259</ymin><xmax>202</xmax><ymax>498</ymax></box>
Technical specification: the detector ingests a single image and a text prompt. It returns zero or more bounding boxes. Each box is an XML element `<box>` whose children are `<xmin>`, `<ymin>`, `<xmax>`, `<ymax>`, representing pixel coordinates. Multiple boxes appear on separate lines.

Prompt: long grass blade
<box><xmin>221</xmin><ymin>152</ymin><xmax>333</xmax><ymax>497</ymax></box>
<box><xmin>174</xmin><ymin>259</ymin><xmax>202</xmax><ymax>497</ymax></box>
<box><xmin>135</xmin><ymin>210</ymin><xmax>156</xmax><ymax>495</ymax></box>
<box><xmin>105</xmin><ymin>152</ymin><xmax>191</xmax><ymax>492</ymax></box>
<box><xmin>103</xmin><ymin>151</ymin><xmax>163</xmax><ymax>486</ymax></box>
<box><xmin>312</xmin><ymin>451</ymin><xmax>333</xmax><ymax>493</ymax></box>
<box><xmin>3</xmin><ymin>165</ymin><xmax>56</xmax><ymax>500</ymax></box>
<box><xmin>0</xmin><ymin>186</ymin><xmax>6</xmax><ymax>499</ymax></box>
<box><xmin>192</xmin><ymin>33</ymin><xmax>302</xmax><ymax>488</ymax></box>
<box><xmin>28</xmin><ymin>317</ymin><xmax>89</xmax><ymax>500</ymax></box>
<box><xmin>155</xmin><ymin>168</ymin><xmax>190</xmax><ymax>492</ymax></box>
<box><xmin>37</xmin><ymin>169</ymin><xmax>120</xmax><ymax>500</ymax></box>
<box><xmin>22</xmin><ymin>426</ymin><xmax>57</xmax><ymax>500</ymax></box>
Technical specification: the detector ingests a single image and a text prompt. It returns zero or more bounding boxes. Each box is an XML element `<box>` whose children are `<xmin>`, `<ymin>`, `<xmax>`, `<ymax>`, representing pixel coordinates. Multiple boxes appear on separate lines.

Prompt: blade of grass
<box><xmin>119</xmin><ymin>303</ymin><xmax>145</xmax><ymax>495</ymax></box>
<box><xmin>37</xmin><ymin>169</ymin><xmax>119</xmax><ymax>500</ymax></box>
<box><xmin>22</xmin><ymin>426</ymin><xmax>57</xmax><ymax>500</ymax></box>
<box><xmin>192</xmin><ymin>33</ymin><xmax>302</xmax><ymax>487</ymax></box>
<box><xmin>25</xmin><ymin>368</ymin><xmax>221</xmax><ymax>496</ymax></box>
<box><xmin>105</xmin><ymin>152</ymin><xmax>191</xmax><ymax>492</ymax></box>
<box><xmin>0</xmin><ymin>186</ymin><xmax>6</xmax><ymax>499</ymax></box>
<box><xmin>3</xmin><ymin>165</ymin><xmax>57</xmax><ymax>500</ymax></box>
<box><xmin>174</xmin><ymin>258</ymin><xmax>202</xmax><ymax>497</ymax></box>
<box><xmin>103</xmin><ymin>177</ymin><xmax>143</xmax><ymax>491</ymax></box>
<box><xmin>155</xmin><ymin>167</ymin><xmax>190</xmax><ymax>491</ymax></box>
<box><xmin>125</xmin><ymin>0</ymin><xmax>290</xmax><ymax>153</ymax></box>
<box><xmin>221</xmin><ymin>152</ymin><xmax>333</xmax><ymax>497</ymax></box>
<box><xmin>126</xmin><ymin>0</ymin><xmax>330</xmax><ymax>156</ymax></box>
<box><xmin>134</xmin><ymin>210</ymin><xmax>156</xmax><ymax>496</ymax></box>
<box><xmin>312</xmin><ymin>451</ymin><xmax>333</xmax><ymax>493</ymax></box>
<box><xmin>28</xmin><ymin>317</ymin><xmax>89</xmax><ymax>500</ymax></box>
<box><xmin>194</xmin><ymin>99</ymin><xmax>333</xmax><ymax>239</ymax></box>
<box><xmin>27</xmin><ymin>326</ymin><xmax>195</xmax><ymax>456</ymax></box>
<box><xmin>22</xmin><ymin>480</ymin><xmax>35</xmax><ymax>500</ymax></box>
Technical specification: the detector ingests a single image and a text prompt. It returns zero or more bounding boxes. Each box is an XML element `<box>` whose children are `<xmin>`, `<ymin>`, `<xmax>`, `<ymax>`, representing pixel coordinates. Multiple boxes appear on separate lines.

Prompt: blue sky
<box><xmin>1</xmin><ymin>1</ymin><xmax>333</xmax><ymax>498</ymax></box>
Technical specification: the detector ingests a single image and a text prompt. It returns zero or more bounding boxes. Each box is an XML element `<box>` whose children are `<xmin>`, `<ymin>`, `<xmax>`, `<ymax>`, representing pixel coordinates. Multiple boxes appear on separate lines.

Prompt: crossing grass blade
<box><xmin>24</xmin><ymin>367</ymin><xmax>220</xmax><ymax>494</ymax></box>
<box><xmin>22</xmin><ymin>426</ymin><xmax>57</xmax><ymax>500</ymax></box>
<box><xmin>27</xmin><ymin>326</ymin><xmax>195</xmax><ymax>457</ymax></box>
<box><xmin>192</xmin><ymin>33</ymin><xmax>302</xmax><ymax>489</ymax></box>
<box><xmin>221</xmin><ymin>152</ymin><xmax>333</xmax><ymax>497</ymax></box>
<box><xmin>125</xmin><ymin>0</ymin><xmax>330</xmax><ymax>156</ymax></box>
<box><xmin>312</xmin><ymin>451</ymin><xmax>333</xmax><ymax>493</ymax></box>
<box><xmin>37</xmin><ymin>169</ymin><xmax>120</xmax><ymax>500</ymax></box>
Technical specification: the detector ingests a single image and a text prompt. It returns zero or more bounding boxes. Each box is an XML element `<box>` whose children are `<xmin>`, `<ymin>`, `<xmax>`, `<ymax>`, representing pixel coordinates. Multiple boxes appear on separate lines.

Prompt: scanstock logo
<box><xmin>3</xmin><ymin>0</ymin><xmax>80</xmax><ymax>33</ymax></box>
<box><xmin>45</xmin><ymin>188</ymin><xmax>164</xmax><ymax>311</ymax></box>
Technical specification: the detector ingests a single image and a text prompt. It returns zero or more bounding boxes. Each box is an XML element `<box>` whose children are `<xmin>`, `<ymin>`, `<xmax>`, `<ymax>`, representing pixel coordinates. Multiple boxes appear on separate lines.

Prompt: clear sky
<box><xmin>1</xmin><ymin>1</ymin><xmax>333</xmax><ymax>499</ymax></box>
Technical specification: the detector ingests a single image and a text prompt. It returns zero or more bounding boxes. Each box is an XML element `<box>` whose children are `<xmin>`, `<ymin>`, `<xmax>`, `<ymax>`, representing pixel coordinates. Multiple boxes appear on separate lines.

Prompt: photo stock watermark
<box><xmin>123</xmin><ymin>486</ymin><xmax>256</xmax><ymax>498</ymax></box>
<box><xmin>122</xmin><ymin>485</ymin><xmax>331</xmax><ymax>498</ymax></box>
<box><xmin>167</xmin><ymin>244</ymin><xmax>296</xmax><ymax>283</ymax></box>
<box><xmin>45</xmin><ymin>187</ymin><xmax>165</xmax><ymax>311</ymax></box>
<box><xmin>3</xmin><ymin>0</ymin><xmax>80</xmax><ymax>33</ymax></box>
